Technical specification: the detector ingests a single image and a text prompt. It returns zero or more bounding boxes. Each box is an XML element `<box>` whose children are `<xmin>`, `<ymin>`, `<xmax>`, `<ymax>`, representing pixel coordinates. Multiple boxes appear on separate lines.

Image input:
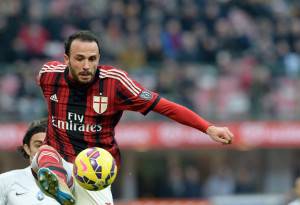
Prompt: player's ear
<box><xmin>23</xmin><ymin>144</ymin><xmax>31</xmax><ymax>157</ymax></box>
<box><xmin>64</xmin><ymin>54</ymin><xmax>70</xmax><ymax>65</ymax></box>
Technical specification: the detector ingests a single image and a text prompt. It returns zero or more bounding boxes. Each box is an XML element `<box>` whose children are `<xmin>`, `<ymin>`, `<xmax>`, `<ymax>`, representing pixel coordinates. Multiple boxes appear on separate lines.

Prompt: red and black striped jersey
<box><xmin>38</xmin><ymin>61</ymin><xmax>160</xmax><ymax>168</ymax></box>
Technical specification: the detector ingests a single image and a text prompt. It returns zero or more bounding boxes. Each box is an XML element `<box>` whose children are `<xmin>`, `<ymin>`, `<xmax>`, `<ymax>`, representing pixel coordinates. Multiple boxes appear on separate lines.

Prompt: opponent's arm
<box><xmin>152</xmin><ymin>97</ymin><xmax>233</xmax><ymax>144</ymax></box>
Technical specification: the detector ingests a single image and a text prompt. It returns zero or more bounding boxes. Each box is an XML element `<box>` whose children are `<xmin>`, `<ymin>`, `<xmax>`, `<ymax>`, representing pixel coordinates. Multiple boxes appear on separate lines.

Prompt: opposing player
<box><xmin>34</xmin><ymin>30</ymin><xmax>234</xmax><ymax>205</ymax></box>
<box><xmin>0</xmin><ymin>119</ymin><xmax>60</xmax><ymax>205</ymax></box>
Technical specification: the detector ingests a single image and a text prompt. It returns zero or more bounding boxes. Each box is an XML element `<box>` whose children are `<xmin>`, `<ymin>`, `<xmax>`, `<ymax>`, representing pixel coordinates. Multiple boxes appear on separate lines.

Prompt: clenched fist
<box><xmin>206</xmin><ymin>125</ymin><xmax>234</xmax><ymax>144</ymax></box>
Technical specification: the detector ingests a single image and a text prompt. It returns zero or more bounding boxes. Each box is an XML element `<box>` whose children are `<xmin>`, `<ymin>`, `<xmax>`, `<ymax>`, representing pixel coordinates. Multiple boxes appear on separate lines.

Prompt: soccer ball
<box><xmin>73</xmin><ymin>147</ymin><xmax>118</xmax><ymax>191</ymax></box>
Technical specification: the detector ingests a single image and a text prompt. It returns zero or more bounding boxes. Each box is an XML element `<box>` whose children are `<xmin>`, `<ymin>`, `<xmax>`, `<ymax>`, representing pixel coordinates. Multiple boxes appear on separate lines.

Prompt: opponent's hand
<box><xmin>206</xmin><ymin>125</ymin><xmax>234</xmax><ymax>145</ymax></box>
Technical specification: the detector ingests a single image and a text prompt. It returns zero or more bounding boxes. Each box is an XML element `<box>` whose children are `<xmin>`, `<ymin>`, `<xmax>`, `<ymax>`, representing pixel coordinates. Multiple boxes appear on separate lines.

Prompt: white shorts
<box><xmin>32</xmin><ymin>154</ymin><xmax>114</xmax><ymax>205</ymax></box>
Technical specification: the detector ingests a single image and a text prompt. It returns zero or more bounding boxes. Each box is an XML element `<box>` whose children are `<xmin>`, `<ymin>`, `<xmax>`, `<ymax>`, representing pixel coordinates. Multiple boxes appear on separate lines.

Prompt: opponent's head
<box><xmin>18</xmin><ymin>119</ymin><xmax>47</xmax><ymax>162</ymax></box>
<box><xmin>64</xmin><ymin>30</ymin><xmax>100</xmax><ymax>84</ymax></box>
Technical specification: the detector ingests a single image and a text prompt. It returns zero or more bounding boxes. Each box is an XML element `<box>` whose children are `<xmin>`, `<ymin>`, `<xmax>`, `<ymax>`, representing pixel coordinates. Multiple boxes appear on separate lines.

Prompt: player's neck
<box><xmin>67</xmin><ymin>72</ymin><xmax>77</xmax><ymax>83</ymax></box>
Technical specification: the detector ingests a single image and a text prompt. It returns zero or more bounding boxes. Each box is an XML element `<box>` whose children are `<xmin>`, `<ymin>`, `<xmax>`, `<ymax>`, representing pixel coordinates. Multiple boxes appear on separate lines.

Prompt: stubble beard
<box><xmin>68</xmin><ymin>62</ymin><xmax>96</xmax><ymax>84</ymax></box>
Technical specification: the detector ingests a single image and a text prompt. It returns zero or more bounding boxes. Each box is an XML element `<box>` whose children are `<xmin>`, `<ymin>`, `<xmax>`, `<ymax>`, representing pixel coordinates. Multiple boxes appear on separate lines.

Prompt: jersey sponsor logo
<box><xmin>139</xmin><ymin>90</ymin><xmax>152</xmax><ymax>100</ymax></box>
<box><xmin>50</xmin><ymin>94</ymin><xmax>58</xmax><ymax>102</ymax></box>
<box><xmin>52</xmin><ymin>114</ymin><xmax>102</xmax><ymax>132</ymax></box>
<box><xmin>93</xmin><ymin>96</ymin><xmax>108</xmax><ymax>114</ymax></box>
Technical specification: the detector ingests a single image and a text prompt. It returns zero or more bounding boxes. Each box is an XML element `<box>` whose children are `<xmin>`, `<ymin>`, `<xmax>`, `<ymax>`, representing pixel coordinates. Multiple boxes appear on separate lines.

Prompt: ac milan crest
<box><xmin>93</xmin><ymin>96</ymin><xmax>108</xmax><ymax>114</ymax></box>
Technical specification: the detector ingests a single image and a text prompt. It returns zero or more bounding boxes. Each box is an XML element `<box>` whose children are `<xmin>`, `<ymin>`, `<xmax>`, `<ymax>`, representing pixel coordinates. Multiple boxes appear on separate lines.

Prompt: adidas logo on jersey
<box><xmin>50</xmin><ymin>94</ymin><xmax>58</xmax><ymax>102</ymax></box>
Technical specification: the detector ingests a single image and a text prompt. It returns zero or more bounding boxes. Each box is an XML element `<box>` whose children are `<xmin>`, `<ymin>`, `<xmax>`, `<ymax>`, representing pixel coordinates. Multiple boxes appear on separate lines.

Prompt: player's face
<box><xmin>24</xmin><ymin>132</ymin><xmax>46</xmax><ymax>162</ymax></box>
<box><xmin>64</xmin><ymin>39</ymin><xmax>100</xmax><ymax>84</ymax></box>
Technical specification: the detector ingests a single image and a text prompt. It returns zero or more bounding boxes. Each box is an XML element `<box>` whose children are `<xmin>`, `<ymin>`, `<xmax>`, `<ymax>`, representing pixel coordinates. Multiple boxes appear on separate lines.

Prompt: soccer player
<box><xmin>0</xmin><ymin>119</ymin><xmax>60</xmax><ymax>205</ymax></box>
<box><xmin>34</xmin><ymin>30</ymin><xmax>234</xmax><ymax>205</ymax></box>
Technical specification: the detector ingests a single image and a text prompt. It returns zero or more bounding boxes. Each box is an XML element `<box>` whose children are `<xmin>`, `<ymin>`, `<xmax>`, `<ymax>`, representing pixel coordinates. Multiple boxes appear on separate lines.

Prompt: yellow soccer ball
<box><xmin>73</xmin><ymin>147</ymin><xmax>117</xmax><ymax>191</ymax></box>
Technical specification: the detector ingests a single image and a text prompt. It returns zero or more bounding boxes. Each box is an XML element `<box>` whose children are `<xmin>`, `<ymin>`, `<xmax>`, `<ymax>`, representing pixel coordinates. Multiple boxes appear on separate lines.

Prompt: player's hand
<box><xmin>206</xmin><ymin>125</ymin><xmax>234</xmax><ymax>145</ymax></box>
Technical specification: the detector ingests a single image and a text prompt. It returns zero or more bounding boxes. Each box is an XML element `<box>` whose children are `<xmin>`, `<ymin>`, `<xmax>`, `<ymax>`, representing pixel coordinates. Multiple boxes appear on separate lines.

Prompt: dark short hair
<box><xmin>17</xmin><ymin>119</ymin><xmax>47</xmax><ymax>159</ymax></box>
<box><xmin>64</xmin><ymin>30</ymin><xmax>100</xmax><ymax>56</ymax></box>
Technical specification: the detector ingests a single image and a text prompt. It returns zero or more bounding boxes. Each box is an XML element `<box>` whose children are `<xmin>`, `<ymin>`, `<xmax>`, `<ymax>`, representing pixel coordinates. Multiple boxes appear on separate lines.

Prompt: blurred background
<box><xmin>1</xmin><ymin>0</ymin><xmax>300</xmax><ymax>204</ymax></box>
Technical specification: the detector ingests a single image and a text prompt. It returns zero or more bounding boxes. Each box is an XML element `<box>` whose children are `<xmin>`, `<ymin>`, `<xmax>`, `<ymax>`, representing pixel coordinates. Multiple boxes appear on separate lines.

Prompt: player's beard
<box><xmin>68</xmin><ymin>62</ymin><xmax>96</xmax><ymax>84</ymax></box>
